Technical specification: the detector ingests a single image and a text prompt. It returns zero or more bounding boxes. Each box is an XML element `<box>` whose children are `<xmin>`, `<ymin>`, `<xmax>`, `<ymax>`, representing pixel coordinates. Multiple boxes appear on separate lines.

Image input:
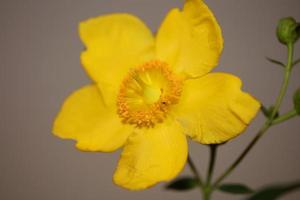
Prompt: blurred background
<box><xmin>0</xmin><ymin>0</ymin><xmax>299</xmax><ymax>199</ymax></box>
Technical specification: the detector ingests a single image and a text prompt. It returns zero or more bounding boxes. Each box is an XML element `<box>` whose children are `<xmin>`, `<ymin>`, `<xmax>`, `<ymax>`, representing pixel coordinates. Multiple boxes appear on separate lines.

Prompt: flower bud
<box><xmin>276</xmin><ymin>17</ymin><xmax>300</xmax><ymax>45</ymax></box>
<box><xmin>293</xmin><ymin>88</ymin><xmax>300</xmax><ymax>115</ymax></box>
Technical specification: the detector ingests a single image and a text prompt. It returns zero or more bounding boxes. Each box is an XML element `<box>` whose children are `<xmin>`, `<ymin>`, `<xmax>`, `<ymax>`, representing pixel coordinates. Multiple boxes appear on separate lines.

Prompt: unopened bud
<box><xmin>276</xmin><ymin>17</ymin><xmax>300</xmax><ymax>45</ymax></box>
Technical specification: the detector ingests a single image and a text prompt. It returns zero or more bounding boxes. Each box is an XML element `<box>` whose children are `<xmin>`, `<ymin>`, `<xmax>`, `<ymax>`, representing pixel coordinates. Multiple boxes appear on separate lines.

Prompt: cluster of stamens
<box><xmin>117</xmin><ymin>60</ymin><xmax>183</xmax><ymax>128</ymax></box>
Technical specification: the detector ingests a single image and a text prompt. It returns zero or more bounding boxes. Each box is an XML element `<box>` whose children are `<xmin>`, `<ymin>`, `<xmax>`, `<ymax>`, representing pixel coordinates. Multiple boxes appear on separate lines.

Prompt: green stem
<box><xmin>202</xmin><ymin>145</ymin><xmax>218</xmax><ymax>200</ymax></box>
<box><xmin>203</xmin><ymin>190</ymin><xmax>211</xmax><ymax>200</ymax></box>
<box><xmin>212</xmin><ymin>43</ymin><xmax>294</xmax><ymax>189</ymax></box>
<box><xmin>272</xmin><ymin>109</ymin><xmax>298</xmax><ymax>125</ymax></box>
<box><xmin>212</xmin><ymin>123</ymin><xmax>269</xmax><ymax>189</ymax></box>
<box><xmin>187</xmin><ymin>154</ymin><xmax>203</xmax><ymax>188</ymax></box>
<box><xmin>206</xmin><ymin>145</ymin><xmax>218</xmax><ymax>186</ymax></box>
<box><xmin>269</xmin><ymin>43</ymin><xmax>294</xmax><ymax>120</ymax></box>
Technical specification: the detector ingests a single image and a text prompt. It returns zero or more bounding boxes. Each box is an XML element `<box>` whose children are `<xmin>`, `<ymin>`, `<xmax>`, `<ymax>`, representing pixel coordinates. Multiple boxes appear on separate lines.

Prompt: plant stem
<box><xmin>206</xmin><ymin>145</ymin><xmax>218</xmax><ymax>186</ymax></box>
<box><xmin>212</xmin><ymin>123</ymin><xmax>269</xmax><ymax>188</ymax></box>
<box><xmin>203</xmin><ymin>190</ymin><xmax>211</xmax><ymax>200</ymax></box>
<box><xmin>272</xmin><ymin>109</ymin><xmax>298</xmax><ymax>125</ymax></box>
<box><xmin>187</xmin><ymin>154</ymin><xmax>203</xmax><ymax>188</ymax></box>
<box><xmin>269</xmin><ymin>43</ymin><xmax>294</xmax><ymax>120</ymax></box>
<box><xmin>212</xmin><ymin>43</ymin><xmax>294</xmax><ymax>189</ymax></box>
<box><xmin>202</xmin><ymin>145</ymin><xmax>218</xmax><ymax>200</ymax></box>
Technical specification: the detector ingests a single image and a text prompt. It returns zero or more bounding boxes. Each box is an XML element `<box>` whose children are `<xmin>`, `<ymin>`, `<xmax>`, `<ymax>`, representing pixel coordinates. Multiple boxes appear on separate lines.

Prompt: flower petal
<box><xmin>175</xmin><ymin>73</ymin><xmax>260</xmax><ymax>144</ymax></box>
<box><xmin>53</xmin><ymin>85</ymin><xmax>133</xmax><ymax>152</ymax></box>
<box><xmin>80</xmin><ymin>13</ymin><xmax>155</xmax><ymax>85</ymax></box>
<box><xmin>156</xmin><ymin>0</ymin><xmax>223</xmax><ymax>78</ymax></box>
<box><xmin>113</xmin><ymin>119</ymin><xmax>188</xmax><ymax>190</ymax></box>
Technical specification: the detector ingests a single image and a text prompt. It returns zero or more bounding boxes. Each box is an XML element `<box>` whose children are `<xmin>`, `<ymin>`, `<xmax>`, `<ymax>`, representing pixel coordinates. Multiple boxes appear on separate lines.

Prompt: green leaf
<box><xmin>261</xmin><ymin>105</ymin><xmax>270</xmax><ymax>117</ymax></box>
<box><xmin>293</xmin><ymin>88</ymin><xmax>300</xmax><ymax>115</ymax></box>
<box><xmin>293</xmin><ymin>58</ymin><xmax>300</xmax><ymax>67</ymax></box>
<box><xmin>266</xmin><ymin>57</ymin><xmax>285</xmax><ymax>68</ymax></box>
<box><xmin>165</xmin><ymin>177</ymin><xmax>199</xmax><ymax>191</ymax></box>
<box><xmin>246</xmin><ymin>181</ymin><xmax>300</xmax><ymax>200</ymax></box>
<box><xmin>218</xmin><ymin>183</ymin><xmax>253</xmax><ymax>194</ymax></box>
<box><xmin>261</xmin><ymin>105</ymin><xmax>279</xmax><ymax>118</ymax></box>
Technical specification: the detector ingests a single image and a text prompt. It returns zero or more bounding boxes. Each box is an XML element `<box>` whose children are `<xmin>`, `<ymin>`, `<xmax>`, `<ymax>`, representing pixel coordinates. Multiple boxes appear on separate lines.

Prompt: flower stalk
<box><xmin>206</xmin><ymin>145</ymin><xmax>218</xmax><ymax>186</ymax></box>
<box><xmin>211</xmin><ymin>42</ymin><xmax>295</xmax><ymax>190</ymax></box>
<box><xmin>203</xmin><ymin>145</ymin><xmax>218</xmax><ymax>200</ymax></box>
<box><xmin>187</xmin><ymin>154</ymin><xmax>204</xmax><ymax>188</ymax></box>
<box><xmin>272</xmin><ymin>109</ymin><xmax>297</xmax><ymax>125</ymax></box>
<box><xmin>187</xmin><ymin>145</ymin><xmax>218</xmax><ymax>200</ymax></box>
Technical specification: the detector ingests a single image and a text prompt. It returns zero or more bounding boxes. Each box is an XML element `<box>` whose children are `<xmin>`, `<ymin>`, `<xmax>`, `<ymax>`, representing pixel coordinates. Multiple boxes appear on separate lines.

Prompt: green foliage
<box><xmin>276</xmin><ymin>17</ymin><xmax>300</xmax><ymax>45</ymax></box>
<box><xmin>218</xmin><ymin>183</ymin><xmax>253</xmax><ymax>194</ymax></box>
<box><xmin>261</xmin><ymin>105</ymin><xmax>279</xmax><ymax>119</ymax></box>
<box><xmin>246</xmin><ymin>181</ymin><xmax>300</xmax><ymax>200</ymax></box>
<box><xmin>293</xmin><ymin>88</ymin><xmax>300</xmax><ymax>115</ymax></box>
<box><xmin>266</xmin><ymin>57</ymin><xmax>285</xmax><ymax>68</ymax></box>
<box><xmin>293</xmin><ymin>58</ymin><xmax>300</xmax><ymax>67</ymax></box>
<box><xmin>165</xmin><ymin>177</ymin><xmax>199</xmax><ymax>191</ymax></box>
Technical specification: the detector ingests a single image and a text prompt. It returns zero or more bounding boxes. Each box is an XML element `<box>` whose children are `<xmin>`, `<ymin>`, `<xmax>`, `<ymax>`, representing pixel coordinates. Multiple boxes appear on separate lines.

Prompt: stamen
<box><xmin>117</xmin><ymin>60</ymin><xmax>183</xmax><ymax>128</ymax></box>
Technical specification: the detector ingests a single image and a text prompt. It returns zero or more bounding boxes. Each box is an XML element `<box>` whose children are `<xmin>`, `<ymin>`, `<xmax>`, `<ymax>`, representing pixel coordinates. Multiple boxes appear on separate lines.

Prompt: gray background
<box><xmin>0</xmin><ymin>0</ymin><xmax>299</xmax><ymax>199</ymax></box>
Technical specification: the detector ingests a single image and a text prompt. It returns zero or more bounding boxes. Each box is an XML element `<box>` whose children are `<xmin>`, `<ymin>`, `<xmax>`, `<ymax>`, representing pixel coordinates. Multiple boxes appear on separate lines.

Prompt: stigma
<box><xmin>117</xmin><ymin>60</ymin><xmax>183</xmax><ymax>128</ymax></box>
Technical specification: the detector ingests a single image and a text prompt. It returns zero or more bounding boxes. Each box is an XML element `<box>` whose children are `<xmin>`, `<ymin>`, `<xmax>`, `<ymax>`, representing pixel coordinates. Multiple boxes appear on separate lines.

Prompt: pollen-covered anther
<box><xmin>117</xmin><ymin>60</ymin><xmax>183</xmax><ymax>128</ymax></box>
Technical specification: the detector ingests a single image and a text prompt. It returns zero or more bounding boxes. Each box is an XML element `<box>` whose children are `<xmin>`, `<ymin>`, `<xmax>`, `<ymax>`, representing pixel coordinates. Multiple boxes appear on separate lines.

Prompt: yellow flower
<box><xmin>53</xmin><ymin>0</ymin><xmax>260</xmax><ymax>190</ymax></box>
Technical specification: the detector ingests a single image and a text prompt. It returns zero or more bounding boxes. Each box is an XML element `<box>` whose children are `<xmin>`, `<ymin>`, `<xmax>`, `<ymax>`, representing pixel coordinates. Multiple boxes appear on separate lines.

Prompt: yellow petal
<box><xmin>113</xmin><ymin>119</ymin><xmax>188</xmax><ymax>190</ymax></box>
<box><xmin>175</xmin><ymin>73</ymin><xmax>260</xmax><ymax>144</ymax></box>
<box><xmin>53</xmin><ymin>85</ymin><xmax>133</xmax><ymax>152</ymax></box>
<box><xmin>96</xmin><ymin>81</ymin><xmax>118</xmax><ymax>107</ymax></box>
<box><xmin>156</xmin><ymin>0</ymin><xmax>223</xmax><ymax>78</ymax></box>
<box><xmin>80</xmin><ymin>13</ymin><xmax>155</xmax><ymax>86</ymax></box>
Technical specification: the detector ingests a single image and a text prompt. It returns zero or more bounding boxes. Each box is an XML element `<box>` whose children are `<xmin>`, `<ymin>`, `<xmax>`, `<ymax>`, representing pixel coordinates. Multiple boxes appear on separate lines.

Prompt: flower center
<box><xmin>117</xmin><ymin>60</ymin><xmax>183</xmax><ymax>128</ymax></box>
